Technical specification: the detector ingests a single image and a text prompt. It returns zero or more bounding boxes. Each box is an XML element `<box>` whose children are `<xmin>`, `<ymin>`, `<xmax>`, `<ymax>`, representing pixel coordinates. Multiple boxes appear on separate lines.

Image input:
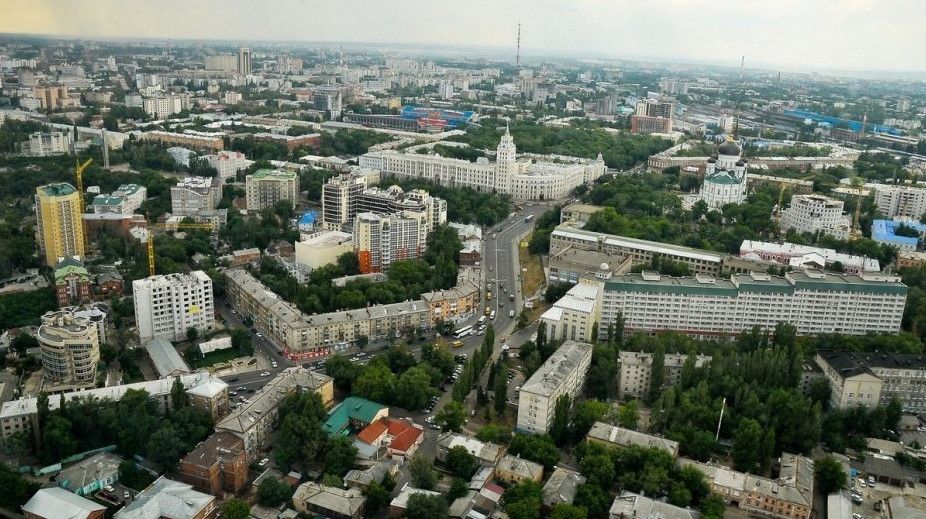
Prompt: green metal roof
<box><xmin>38</xmin><ymin>183</ymin><xmax>77</xmax><ymax>197</ymax></box>
<box><xmin>704</xmin><ymin>172</ymin><xmax>743</xmax><ymax>185</ymax></box>
<box><xmin>92</xmin><ymin>196</ymin><xmax>123</xmax><ymax>206</ymax></box>
<box><xmin>251</xmin><ymin>168</ymin><xmax>296</xmax><ymax>180</ymax></box>
<box><xmin>321</xmin><ymin>396</ymin><xmax>386</xmax><ymax>437</ymax></box>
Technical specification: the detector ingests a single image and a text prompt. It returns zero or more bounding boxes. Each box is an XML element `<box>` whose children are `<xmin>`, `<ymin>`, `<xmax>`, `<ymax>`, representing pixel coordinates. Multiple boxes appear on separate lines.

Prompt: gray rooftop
<box><xmin>144</xmin><ymin>338</ymin><xmax>191</xmax><ymax>378</ymax></box>
<box><xmin>587</xmin><ymin>422</ymin><xmax>680</xmax><ymax>457</ymax></box>
<box><xmin>22</xmin><ymin>487</ymin><xmax>106</xmax><ymax>519</ymax></box>
<box><xmin>520</xmin><ymin>340</ymin><xmax>593</xmax><ymax>398</ymax></box>
<box><xmin>113</xmin><ymin>476</ymin><xmax>214</xmax><ymax>519</ymax></box>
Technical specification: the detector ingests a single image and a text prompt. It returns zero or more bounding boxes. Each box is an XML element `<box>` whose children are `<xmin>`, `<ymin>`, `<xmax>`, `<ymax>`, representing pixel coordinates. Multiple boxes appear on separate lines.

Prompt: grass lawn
<box><xmin>184</xmin><ymin>346</ymin><xmax>253</xmax><ymax>370</ymax></box>
<box><xmin>518</xmin><ymin>235</ymin><xmax>546</xmax><ymax>298</ymax></box>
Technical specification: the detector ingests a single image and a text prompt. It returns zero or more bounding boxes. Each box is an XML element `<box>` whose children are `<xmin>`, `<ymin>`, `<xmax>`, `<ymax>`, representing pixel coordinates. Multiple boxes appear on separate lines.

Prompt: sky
<box><xmin>0</xmin><ymin>0</ymin><xmax>923</xmax><ymax>74</ymax></box>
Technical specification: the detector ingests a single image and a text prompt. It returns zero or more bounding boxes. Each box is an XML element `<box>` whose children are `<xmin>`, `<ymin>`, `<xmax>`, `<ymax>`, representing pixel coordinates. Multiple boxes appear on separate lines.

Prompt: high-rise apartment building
<box><xmin>322</xmin><ymin>173</ymin><xmax>368</xmax><ymax>231</ymax></box>
<box><xmin>245</xmin><ymin>169</ymin><xmax>299</xmax><ymax>212</ymax></box>
<box><xmin>871</xmin><ymin>184</ymin><xmax>926</xmax><ymax>221</ymax></box>
<box><xmin>35</xmin><ymin>183</ymin><xmax>85</xmax><ymax>267</ymax></box>
<box><xmin>202</xmin><ymin>151</ymin><xmax>253</xmax><ymax>181</ymax></box>
<box><xmin>517</xmin><ymin>340</ymin><xmax>593</xmax><ymax>434</ymax></box>
<box><xmin>237</xmin><ymin>47</ymin><xmax>252</xmax><ymax>75</ymax></box>
<box><xmin>37</xmin><ymin>309</ymin><xmax>100</xmax><ymax>389</ymax></box>
<box><xmin>132</xmin><ymin>271</ymin><xmax>215</xmax><ymax>342</ymax></box>
<box><xmin>353</xmin><ymin>211</ymin><xmax>428</xmax><ymax>273</ymax></box>
<box><xmin>171</xmin><ymin>177</ymin><xmax>222</xmax><ymax>216</ymax></box>
<box><xmin>540</xmin><ymin>282</ymin><xmax>602</xmax><ymax>344</ymax></box>
<box><xmin>142</xmin><ymin>93</ymin><xmax>189</xmax><ymax>119</ymax></box>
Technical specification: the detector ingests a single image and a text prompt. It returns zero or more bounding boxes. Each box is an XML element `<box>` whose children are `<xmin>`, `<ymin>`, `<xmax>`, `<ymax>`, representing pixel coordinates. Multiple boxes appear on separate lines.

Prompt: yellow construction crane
<box><xmin>74</xmin><ymin>157</ymin><xmax>93</xmax><ymax>213</ymax></box>
<box><xmin>145</xmin><ymin>222</ymin><xmax>215</xmax><ymax>276</ymax></box>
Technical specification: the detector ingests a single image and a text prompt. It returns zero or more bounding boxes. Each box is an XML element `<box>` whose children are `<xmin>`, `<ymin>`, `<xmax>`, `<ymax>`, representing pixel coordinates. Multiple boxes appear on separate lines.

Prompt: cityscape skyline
<box><xmin>1</xmin><ymin>0</ymin><xmax>925</xmax><ymax>76</ymax></box>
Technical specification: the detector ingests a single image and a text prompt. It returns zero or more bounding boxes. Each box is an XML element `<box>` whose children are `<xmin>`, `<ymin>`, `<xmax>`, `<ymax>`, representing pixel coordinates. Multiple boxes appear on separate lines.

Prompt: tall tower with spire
<box><xmin>495</xmin><ymin>125</ymin><xmax>517</xmax><ymax>192</ymax></box>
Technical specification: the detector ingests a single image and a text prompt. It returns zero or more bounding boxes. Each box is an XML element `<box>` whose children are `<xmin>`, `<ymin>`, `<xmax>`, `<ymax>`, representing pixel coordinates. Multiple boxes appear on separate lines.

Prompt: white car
<box><xmin>260</xmin><ymin>371</ymin><xmax>271</xmax><ymax>376</ymax></box>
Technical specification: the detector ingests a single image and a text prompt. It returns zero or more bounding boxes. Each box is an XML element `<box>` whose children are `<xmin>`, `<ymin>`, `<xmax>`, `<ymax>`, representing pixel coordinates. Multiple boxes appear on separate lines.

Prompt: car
<box><xmin>271</xmin><ymin>362</ymin><xmax>278</xmax><ymax>368</ymax></box>
<box><xmin>256</xmin><ymin>333</ymin><xmax>263</xmax><ymax>338</ymax></box>
<box><xmin>425</xmin><ymin>416</ymin><xmax>433</xmax><ymax>423</ymax></box>
<box><xmin>260</xmin><ymin>371</ymin><xmax>271</xmax><ymax>376</ymax></box>
<box><xmin>853</xmin><ymin>514</ymin><xmax>863</xmax><ymax>519</ymax></box>
<box><xmin>229</xmin><ymin>391</ymin><xmax>237</xmax><ymax>396</ymax></box>
<box><xmin>868</xmin><ymin>476</ymin><xmax>875</xmax><ymax>485</ymax></box>
<box><xmin>515</xmin><ymin>386</ymin><xmax>521</xmax><ymax>392</ymax></box>
<box><xmin>258</xmin><ymin>458</ymin><xmax>270</xmax><ymax>467</ymax></box>
<box><xmin>357</xmin><ymin>352</ymin><xmax>367</xmax><ymax>357</ymax></box>
<box><xmin>124</xmin><ymin>491</ymin><xmax>131</xmax><ymax>500</ymax></box>
<box><xmin>430</xmin><ymin>423</ymin><xmax>441</xmax><ymax>430</ymax></box>
<box><xmin>489</xmin><ymin>266</ymin><xmax>493</xmax><ymax>272</ymax></box>
<box><xmin>236</xmin><ymin>386</ymin><xmax>246</xmax><ymax>391</ymax></box>
<box><xmin>857</xmin><ymin>479</ymin><xmax>866</xmax><ymax>487</ymax></box>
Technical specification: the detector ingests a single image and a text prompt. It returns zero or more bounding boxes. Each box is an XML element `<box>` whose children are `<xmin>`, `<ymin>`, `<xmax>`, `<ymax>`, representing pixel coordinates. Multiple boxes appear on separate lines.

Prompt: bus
<box><xmin>453</xmin><ymin>326</ymin><xmax>473</xmax><ymax>339</ymax></box>
<box><xmin>525</xmin><ymin>214</ymin><xmax>535</xmax><ymax>222</ymax></box>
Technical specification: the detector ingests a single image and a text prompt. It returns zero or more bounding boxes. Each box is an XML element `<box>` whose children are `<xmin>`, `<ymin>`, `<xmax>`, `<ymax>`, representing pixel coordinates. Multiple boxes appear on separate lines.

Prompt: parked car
<box><xmin>260</xmin><ymin>371</ymin><xmax>271</xmax><ymax>376</ymax></box>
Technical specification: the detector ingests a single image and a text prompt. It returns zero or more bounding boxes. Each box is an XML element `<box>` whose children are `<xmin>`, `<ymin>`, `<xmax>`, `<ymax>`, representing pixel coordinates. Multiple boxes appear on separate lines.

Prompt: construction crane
<box><xmin>74</xmin><ymin>157</ymin><xmax>93</xmax><ymax>213</ymax></box>
<box><xmin>145</xmin><ymin>222</ymin><xmax>215</xmax><ymax>277</ymax></box>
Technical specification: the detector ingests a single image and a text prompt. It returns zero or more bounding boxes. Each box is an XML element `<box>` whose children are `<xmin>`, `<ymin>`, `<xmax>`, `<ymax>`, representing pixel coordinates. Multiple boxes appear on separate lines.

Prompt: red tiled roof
<box><xmin>356</xmin><ymin>419</ymin><xmax>388</xmax><ymax>445</ymax></box>
<box><xmin>385</xmin><ymin>419</ymin><xmax>423</xmax><ymax>453</ymax></box>
<box><xmin>483</xmin><ymin>482</ymin><xmax>505</xmax><ymax>497</ymax></box>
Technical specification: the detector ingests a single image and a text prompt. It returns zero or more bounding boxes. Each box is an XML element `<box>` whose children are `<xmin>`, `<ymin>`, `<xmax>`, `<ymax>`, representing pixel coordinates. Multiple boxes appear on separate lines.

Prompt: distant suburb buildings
<box><xmin>599</xmin><ymin>270</ymin><xmax>906</xmax><ymax>340</ymax></box>
<box><xmin>132</xmin><ymin>271</ymin><xmax>215</xmax><ymax>342</ymax></box>
<box><xmin>359</xmin><ymin>128</ymin><xmax>606</xmax><ymax>201</ymax></box>
<box><xmin>35</xmin><ymin>183</ymin><xmax>85</xmax><ymax>267</ymax></box>
<box><xmin>517</xmin><ymin>340</ymin><xmax>593</xmax><ymax>434</ymax></box>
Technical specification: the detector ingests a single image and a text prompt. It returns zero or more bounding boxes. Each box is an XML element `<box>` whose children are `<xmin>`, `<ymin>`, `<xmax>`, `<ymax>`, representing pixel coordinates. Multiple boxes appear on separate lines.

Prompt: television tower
<box><xmin>516</xmin><ymin>22</ymin><xmax>522</xmax><ymax>75</ymax></box>
<box><xmin>740</xmin><ymin>55</ymin><xmax>744</xmax><ymax>80</ymax></box>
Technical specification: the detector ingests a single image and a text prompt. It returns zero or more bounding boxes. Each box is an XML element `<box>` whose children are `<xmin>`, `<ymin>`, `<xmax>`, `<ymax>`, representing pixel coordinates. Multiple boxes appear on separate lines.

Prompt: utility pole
<box><xmin>715</xmin><ymin>397</ymin><xmax>726</xmax><ymax>442</ymax></box>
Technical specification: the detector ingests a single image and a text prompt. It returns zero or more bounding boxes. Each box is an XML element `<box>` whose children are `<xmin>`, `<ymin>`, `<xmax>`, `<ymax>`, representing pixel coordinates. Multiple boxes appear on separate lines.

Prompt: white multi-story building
<box><xmin>132</xmin><ymin>271</ymin><xmax>215</xmax><ymax>342</ymax></box>
<box><xmin>92</xmin><ymin>183</ymin><xmax>147</xmax><ymax>215</ymax></box>
<box><xmin>517</xmin><ymin>340</ymin><xmax>593</xmax><ymax>434</ymax></box>
<box><xmin>353</xmin><ymin>211</ymin><xmax>428</xmax><ymax>273</ymax></box>
<box><xmin>617</xmin><ymin>351</ymin><xmax>711</xmax><ymax>399</ymax></box>
<box><xmin>870</xmin><ymin>183</ymin><xmax>926</xmax><ymax>221</ymax></box>
<box><xmin>599</xmin><ymin>270</ymin><xmax>906</xmax><ymax>341</ymax></box>
<box><xmin>37</xmin><ymin>309</ymin><xmax>100</xmax><ymax>389</ymax></box>
<box><xmin>245</xmin><ymin>169</ymin><xmax>299</xmax><ymax>212</ymax></box>
<box><xmin>740</xmin><ymin>240</ymin><xmax>880</xmax><ymax>274</ymax></box>
<box><xmin>360</xmin><ymin>128</ymin><xmax>606</xmax><ymax>201</ymax></box>
<box><xmin>142</xmin><ymin>93</ymin><xmax>190</xmax><ymax>119</ymax></box>
<box><xmin>204</xmin><ymin>54</ymin><xmax>238</xmax><ymax>72</ymax></box>
<box><xmin>540</xmin><ymin>282</ymin><xmax>602</xmax><ymax>344</ymax></box>
<box><xmin>24</xmin><ymin>131</ymin><xmax>71</xmax><ymax>156</ymax></box>
<box><xmin>780</xmin><ymin>194</ymin><xmax>852</xmax><ymax>239</ymax></box>
<box><xmin>815</xmin><ymin>351</ymin><xmax>926</xmax><ymax>413</ymax></box>
<box><xmin>203</xmin><ymin>151</ymin><xmax>253</xmax><ymax>181</ymax></box>
<box><xmin>170</xmin><ymin>177</ymin><xmax>222</xmax><ymax>216</ymax></box>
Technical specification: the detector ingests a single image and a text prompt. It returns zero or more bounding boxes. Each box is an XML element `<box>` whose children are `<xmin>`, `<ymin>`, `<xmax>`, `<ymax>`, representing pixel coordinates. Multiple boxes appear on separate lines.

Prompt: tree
<box><xmin>363</xmin><ymin>482</ymin><xmax>390</xmax><ymax>514</ymax></box>
<box><xmin>221</xmin><ymin>499</ymin><xmax>250</xmax><ymax>519</ymax></box>
<box><xmin>550</xmin><ymin>504</ymin><xmax>588</xmax><ymax>519</ymax></box>
<box><xmin>409</xmin><ymin>455</ymin><xmax>438</xmax><ymax>490</ymax></box>
<box><xmin>446</xmin><ymin>445</ymin><xmax>479</xmax><ymax>479</ymax></box>
<box><xmin>257</xmin><ymin>477</ymin><xmax>294</xmax><ymax>507</ymax></box>
<box><xmin>550</xmin><ymin>395</ymin><xmax>572</xmax><ymax>446</ymax></box>
<box><xmin>732</xmin><ymin>419</ymin><xmax>764</xmax><ymax>473</ymax></box>
<box><xmin>436</xmin><ymin>401</ymin><xmax>466</xmax><ymax>432</ymax></box>
<box><xmin>170</xmin><ymin>377</ymin><xmax>187</xmax><ymax>409</ymax></box>
<box><xmin>145</xmin><ymin>425</ymin><xmax>185</xmax><ymax>468</ymax></box>
<box><xmin>571</xmin><ymin>399</ymin><xmax>610</xmax><ymax>438</ymax></box>
<box><xmin>405</xmin><ymin>493</ymin><xmax>449</xmax><ymax>519</ymax></box>
<box><xmin>9</xmin><ymin>333</ymin><xmax>39</xmax><ymax>353</ymax></box>
<box><xmin>617</xmin><ymin>400</ymin><xmax>639</xmax><ymax>429</ymax></box>
<box><xmin>574</xmin><ymin>483</ymin><xmax>611</xmax><ymax>519</ymax></box>
<box><xmin>447</xmin><ymin>477</ymin><xmax>470</xmax><ymax>501</ymax></box>
<box><xmin>580</xmin><ymin>454</ymin><xmax>615</xmax><ymax>489</ymax></box>
<box><xmin>503</xmin><ymin>480</ymin><xmax>543</xmax><ymax>519</ymax></box>
<box><xmin>325</xmin><ymin>354</ymin><xmax>360</xmax><ymax>391</ymax></box>
<box><xmin>815</xmin><ymin>456</ymin><xmax>848</xmax><ymax>494</ymax></box>
<box><xmin>648</xmin><ymin>345</ymin><xmax>665</xmax><ymax>402</ymax></box>
<box><xmin>700</xmin><ymin>494</ymin><xmax>727</xmax><ymax>519</ymax></box>
<box><xmin>186</xmin><ymin>327</ymin><xmax>199</xmax><ymax>342</ymax></box>
<box><xmin>395</xmin><ymin>366</ymin><xmax>434</xmax><ymax>411</ymax></box>
<box><xmin>509</xmin><ymin>434</ymin><xmax>560</xmax><ymax>469</ymax></box>
<box><xmin>0</xmin><ymin>463</ymin><xmax>40</xmax><ymax>509</ymax></box>
<box><xmin>477</xmin><ymin>423</ymin><xmax>512</xmax><ymax>444</ymax></box>
<box><xmin>325</xmin><ymin>436</ymin><xmax>358</xmax><ymax>476</ymax></box>
<box><xmin>494</xmin><ymin>360</ymin><xmax>509</xmax><ymax>415</ymax></box>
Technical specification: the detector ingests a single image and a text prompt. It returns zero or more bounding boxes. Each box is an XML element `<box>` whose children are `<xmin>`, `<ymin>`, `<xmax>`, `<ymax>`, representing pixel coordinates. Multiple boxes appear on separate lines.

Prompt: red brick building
<box><xmin>178</xmin><ymin>431</ymin><xmax>248</xmax><ymax>497</ymax></box>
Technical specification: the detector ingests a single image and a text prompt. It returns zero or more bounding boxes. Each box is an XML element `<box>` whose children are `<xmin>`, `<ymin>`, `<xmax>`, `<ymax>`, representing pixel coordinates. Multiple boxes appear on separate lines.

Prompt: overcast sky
<box><xmin>1</xmin><ymin>0</ymin><xmax>923</xmax><ymax>73</ymax></box>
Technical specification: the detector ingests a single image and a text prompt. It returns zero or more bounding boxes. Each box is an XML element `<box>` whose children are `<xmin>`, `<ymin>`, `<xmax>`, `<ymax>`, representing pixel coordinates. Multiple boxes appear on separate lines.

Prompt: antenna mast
<box><xmin>516</xmin><ymin>22</ymin><xmax>522</xmax><ymax>75</ymax></box>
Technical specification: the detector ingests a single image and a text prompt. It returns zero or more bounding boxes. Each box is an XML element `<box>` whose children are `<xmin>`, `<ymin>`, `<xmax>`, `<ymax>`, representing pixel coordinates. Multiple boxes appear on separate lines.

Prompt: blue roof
<box><xmin>871</xmin><ymin>219</ymin><xmax>924</xmax><ymax>247</ymax></box>
<box><xmin>299</xmin><ymin>211</ymin><xmax>318</xmax><ymax>225</ymax></box>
